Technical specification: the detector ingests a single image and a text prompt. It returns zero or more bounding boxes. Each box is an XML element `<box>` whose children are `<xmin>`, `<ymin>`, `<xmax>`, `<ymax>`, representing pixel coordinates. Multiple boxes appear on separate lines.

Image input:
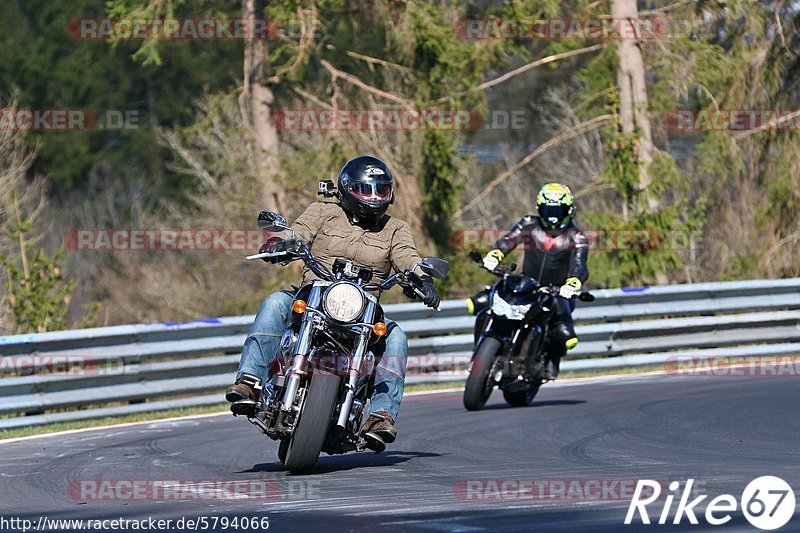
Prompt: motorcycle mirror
<box><xmin>578</xmin><ymin>291</ymin><xmax>595</xmax><ymax>302</ymax></box>
<box><xmin>468</xmin><ymin>250</ymin><xmax>482</xmax><ymax>263</ymax></box>
<box><xmin>418</xmin><ymin>257</ymin><xmax>450</xmax><ymax>279</ymax></box>
<box><xmin>507</xmin><ymin>262</ymin><xmax>517</xmax><ymax>272</ymax></box>
<box><xmin>257</xmin><ymin>211</ymin><xmax>288</xmax><ymax>232</ymax></box>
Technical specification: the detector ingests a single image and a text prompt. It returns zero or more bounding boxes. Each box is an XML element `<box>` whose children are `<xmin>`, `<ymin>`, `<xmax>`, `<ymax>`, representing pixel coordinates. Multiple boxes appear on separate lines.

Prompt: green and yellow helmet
<box><xmin>536</xmin><ymin>183</ymin><xmax>575</xmax><ymax>230</ymax></box>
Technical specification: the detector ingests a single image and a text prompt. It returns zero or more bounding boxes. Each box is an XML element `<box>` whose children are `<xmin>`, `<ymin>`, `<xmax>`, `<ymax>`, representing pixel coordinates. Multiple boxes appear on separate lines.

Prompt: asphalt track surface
<box><xmin>1</xmin><ymin>372</ymin><xmax>799</xmax><ymax>532</ymax></box>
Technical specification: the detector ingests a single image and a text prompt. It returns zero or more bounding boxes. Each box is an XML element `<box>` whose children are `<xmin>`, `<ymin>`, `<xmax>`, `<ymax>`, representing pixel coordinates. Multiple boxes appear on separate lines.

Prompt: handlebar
<box><xmin>538</xmin><ymin>285</ymin><xmax>561</xmax><ymax>296</ymax></box>
<box><xmin>300</xmin><ymin>245</ymin><xmax>336</xmax><ymax>281</ymax></box>
<box><xmin>246</xmin><ymin>251</ymin><xmax>284</xmax><ymax>260</ymax></box>
<box><xmin>467</xmin><ymin>251</ymin><xmax>593</xmax><ymax>301</ymax></box>
<box><xmin>247</xmin><ymin>241</ymin><xmax>425</xmax><ymax>296</ymax></box>
<box><xmin>364</xmin><ymin>269</ymin><xmax>423</xmax><ymax>294</ymax></box>
<box><xmin>246</xmin><ymin>241</ymin><xmax>334</xmax><ymax>279</ymax></box>
<box><xmin>468</xmin><ymin>250</ymin><xmax>516</xmax><ymax>277</ymax></box>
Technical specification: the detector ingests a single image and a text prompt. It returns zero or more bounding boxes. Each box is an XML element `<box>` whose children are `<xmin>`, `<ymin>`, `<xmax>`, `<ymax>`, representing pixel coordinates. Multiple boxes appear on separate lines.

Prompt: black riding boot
<box><xmin>543</xmin><ymin>347</ymin><xmax>563</xmax><ymax>380</ymax></box>
<box><xmin>544</xmin><ymin>297</ymin><xmax>578</xmax><ymax>380</ymax></box>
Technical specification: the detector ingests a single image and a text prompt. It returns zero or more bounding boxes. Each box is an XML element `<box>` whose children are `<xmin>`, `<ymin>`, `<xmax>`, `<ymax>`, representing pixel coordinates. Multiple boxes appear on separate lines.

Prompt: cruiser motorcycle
<box><xmin>463</xmin><ymin>251</ymin><xmax>593</xmax><ymax>411</ymax></box>
<box><xmin>231</xmin><ymin>210</ymin><xmax>449</xmax><ymax>473</ymax></box>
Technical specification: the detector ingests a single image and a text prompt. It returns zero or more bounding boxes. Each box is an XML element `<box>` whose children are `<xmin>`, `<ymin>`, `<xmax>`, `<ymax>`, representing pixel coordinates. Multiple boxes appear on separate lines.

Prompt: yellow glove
<box><xmin>559</xmin><ymin>277</ymin><xmax>582</xmax><ymax>298</ymax></box>
<box><xmin>482</xmin><ymin>249</ymin><xmax>504</xmax><ymax>271</ymax></box>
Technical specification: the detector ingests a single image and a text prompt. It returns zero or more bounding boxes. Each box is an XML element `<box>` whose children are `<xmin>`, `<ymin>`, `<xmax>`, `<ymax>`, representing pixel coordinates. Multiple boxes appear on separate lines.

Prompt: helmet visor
<box><xmin>538</xmin><ymin>204</ymin><xmax>572</xmax><ymax>228</ymax></box>
<box><xmin>348</xmin><ymin>182</ymin><xmax>393</xmax><ymax>204</ymax></box>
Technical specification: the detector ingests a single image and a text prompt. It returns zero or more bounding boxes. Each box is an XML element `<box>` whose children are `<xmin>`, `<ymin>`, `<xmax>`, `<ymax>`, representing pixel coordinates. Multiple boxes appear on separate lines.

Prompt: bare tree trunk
<box><xmin>612</xmin><ymin>0</ymin><xmax>654</xmax><ymax>207</ymax></box>
<box><xmin>612</xmin><ymin>0</ymin><xmax>668</xmax><ymax>283</ymax></box>
<box><xmin>243</xmin><ymin>0</ymin><xmax>283</xmax><ymax>213</ymax></box>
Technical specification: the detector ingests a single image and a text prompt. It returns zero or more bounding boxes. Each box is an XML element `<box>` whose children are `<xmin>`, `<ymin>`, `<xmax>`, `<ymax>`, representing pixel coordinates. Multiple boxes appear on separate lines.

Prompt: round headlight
<box><xmin>323</xmin><ymin>282</ymin><xmax>365</xmax><ymax>322</ymax></box>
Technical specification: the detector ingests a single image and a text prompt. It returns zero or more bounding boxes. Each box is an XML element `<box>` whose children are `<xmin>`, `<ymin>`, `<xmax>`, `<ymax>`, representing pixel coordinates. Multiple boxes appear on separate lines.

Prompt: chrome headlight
<box><xmin>323</xmin><ymin>282</ymin><xmax>365</xmax><ymax>322</ymax></box>
<box><xmin>491</xmin><ymin>293</ymin><xmax>531</xmax><ymax>320</ymax></box>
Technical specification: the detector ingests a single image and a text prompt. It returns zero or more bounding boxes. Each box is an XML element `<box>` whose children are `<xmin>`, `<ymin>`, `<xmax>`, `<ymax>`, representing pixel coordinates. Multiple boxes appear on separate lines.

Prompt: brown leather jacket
<box><xmin>292</xmin><ymin>202</ymin><xmax>422</xmax><ymax>285</ymax></box>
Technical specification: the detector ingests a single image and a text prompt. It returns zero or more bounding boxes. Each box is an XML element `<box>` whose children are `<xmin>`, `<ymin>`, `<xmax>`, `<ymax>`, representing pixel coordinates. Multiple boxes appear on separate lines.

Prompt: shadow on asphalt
<box><xmin>479</xmin><ymin>399</ymin><xmax>587</xmax><ymax>410</ymax></box>
<box><xmin>241</xmin><ymin>450</ymin><xmax>446</xmax><ymax>475</ymax></box>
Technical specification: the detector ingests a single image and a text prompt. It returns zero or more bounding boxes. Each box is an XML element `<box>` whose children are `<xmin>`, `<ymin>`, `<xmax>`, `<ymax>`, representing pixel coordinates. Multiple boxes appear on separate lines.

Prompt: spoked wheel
<box><xmin>463</xmin><ymin>337</ymin><xmax>502</xmax><ymax>411</ymax></box>
<box><xmin>284</xmin><ymin>369</ymin><xmax>341</xmax><ymax>474</ymax></box>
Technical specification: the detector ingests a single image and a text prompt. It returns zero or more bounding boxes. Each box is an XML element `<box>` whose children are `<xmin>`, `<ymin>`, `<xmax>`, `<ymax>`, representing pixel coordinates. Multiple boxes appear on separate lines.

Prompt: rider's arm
<box><xmin>390</xmin><ymin>221</ymin><xmax>440</xmax><ymax>307</ymax></box>
<box><xmin>567</xmin><ymin>229</ymin><xmax>590</xmax><ymax>284</ymax></box>
<box><xmin>389</xmin><ymin>221</ymin><xmax>423</xmax><ymax>274</ymax></box>
<box><xmin>492</xmin><ymin>216</ymin><xmax>531</xmax><ymax>256</ymax></box>
<box><xmin>482</xmin><ymin>216</ymin><xmax>530</xmax><ymax>268</ymax></box>
<box><xmin>291</xmin><ymin>202</ymin><xmax>327</xmax><ymax>244</ymax></box>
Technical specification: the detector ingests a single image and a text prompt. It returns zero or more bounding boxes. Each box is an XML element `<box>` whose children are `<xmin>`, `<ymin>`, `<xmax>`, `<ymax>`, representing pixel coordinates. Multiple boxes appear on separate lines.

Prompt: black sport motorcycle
<box><xmin>463</xmin><ymin>251</ymin><xmax>593</xmax><ymax>411</ymax></box>
<box><xmin>231</xmin><ymin>210</ymin><xmax>449</xmax><ymax>473</ymax></box>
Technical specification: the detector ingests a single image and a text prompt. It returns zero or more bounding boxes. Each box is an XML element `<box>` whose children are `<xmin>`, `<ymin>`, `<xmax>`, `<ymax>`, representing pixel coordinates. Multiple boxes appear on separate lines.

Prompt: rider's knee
<box><xmin>259</xmin><ymin>291</ymin><xmax>293</xmax><ymax>317</ymax></box>
<box><xmin>385</xmin><ymin>322</ymin><xmax>409</xmax><ymax>352</ymax></box>
<box><xmin>262</xmin><ymin>291</ymin><xmax>292</xmax><ymax>309</ymax></box>
<box><xmin>565</xmin><ymin>336</ymin><xmax>578</xmax><ymax>350</ymax></box>
<box><xmin>249</xmin><ymin>292</ymin><xmax>293</xmax><ymax>335</ymax></box>
<box><xmin>466</xmin><ymin>287</ymin><xmax>491</xmax><ymax>316</ymax></box>
<box><xmin>551</xmin><ymin>322</ymin><xmax>578</xmax><ymax>350</ymax></box>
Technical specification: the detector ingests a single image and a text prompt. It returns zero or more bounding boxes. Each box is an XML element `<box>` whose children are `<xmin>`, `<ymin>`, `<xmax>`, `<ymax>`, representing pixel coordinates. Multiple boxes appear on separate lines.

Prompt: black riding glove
<box><xmin>403</xmin><ymin>272</ymin><xmax>440</xmax><ymax>309</ymax></box>
<box><xmin>259</xmin><ymin>237</ymin><xmax>300</xmax><ymax>263</ymax></box>
<box><xmin>259</xmin><ymin>237</ymin><xmax>282</xmax><ymax>263</ymax></box>
<box><xmin>402</xmin><ymin>284</ymin><xmax>418</xmax><ymax>301</ymax></box>
<box><xmin>420</xmin><ymin>275</ymin><xmax>440</xmax><ymax>309</ymax></box>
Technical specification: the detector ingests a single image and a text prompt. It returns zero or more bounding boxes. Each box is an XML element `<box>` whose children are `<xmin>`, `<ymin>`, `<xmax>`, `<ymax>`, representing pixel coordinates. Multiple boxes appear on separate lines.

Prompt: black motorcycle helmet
<box><xmin>337</xmin><ymin>155</ymin><xmax>394</xmax><ymax>226</ymax></box>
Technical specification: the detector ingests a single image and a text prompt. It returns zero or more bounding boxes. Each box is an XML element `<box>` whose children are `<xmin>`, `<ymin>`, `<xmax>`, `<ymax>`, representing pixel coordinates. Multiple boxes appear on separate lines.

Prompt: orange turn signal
<box><xmin>292</xmin><ymin>300</ymin><xmax>307</xmax><ymax>314</ymax></box>
<box><xmin>373</xmin><ymin>322</ymin><xmax>387</xmax><ymax>336</ymax></box>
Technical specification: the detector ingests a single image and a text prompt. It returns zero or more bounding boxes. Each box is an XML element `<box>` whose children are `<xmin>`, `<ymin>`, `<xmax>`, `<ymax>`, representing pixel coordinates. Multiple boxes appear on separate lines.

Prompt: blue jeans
<box><xmin>236</xmin><ymin>291</ymin><xmax>409</xmax><ymax>420</ymax></box>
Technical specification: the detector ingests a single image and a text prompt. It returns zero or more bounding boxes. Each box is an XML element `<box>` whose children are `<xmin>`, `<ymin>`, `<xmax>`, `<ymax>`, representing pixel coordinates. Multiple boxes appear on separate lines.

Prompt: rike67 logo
<box><xmin>626</xmin><ymin>476</ymin><xmax>796</xmax><ymax>530</ymax></box>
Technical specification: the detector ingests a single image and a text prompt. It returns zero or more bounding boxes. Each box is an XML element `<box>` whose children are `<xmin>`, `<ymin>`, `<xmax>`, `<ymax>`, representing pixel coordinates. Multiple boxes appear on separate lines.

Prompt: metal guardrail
<box><xmin>1</xmin><ymin>278</ymin><xmax>799</xmax><ymax>429</ymax></box>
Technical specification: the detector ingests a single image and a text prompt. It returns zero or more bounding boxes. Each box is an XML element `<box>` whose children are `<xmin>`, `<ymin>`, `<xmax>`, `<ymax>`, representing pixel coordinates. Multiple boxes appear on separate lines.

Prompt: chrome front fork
<box><xmin>336</xmin><ymin>301</ymin><xmax>376</xmax><ymax>428</ymax></box>
<box><xmin>281</xmin><ymin>286</ymin><xmax>320</xmax><ymax>411</ymax></box>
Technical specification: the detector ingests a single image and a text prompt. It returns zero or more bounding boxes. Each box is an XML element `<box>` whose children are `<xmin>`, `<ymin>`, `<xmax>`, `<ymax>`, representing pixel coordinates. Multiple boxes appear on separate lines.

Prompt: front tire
<box><xmin>502</xmin><ymin>383</ymin><xmax>541</xmax><ymax>407</ymax></box>
<box><xmin>463</xmin><ymin>337</ymin><xmax>502</xmax><ymax>411</ymax></box>
<box><xmin>284</xmin><ymin>369</ymin><xmax>341</xmax><ymax>473</ymax></box>
<box><xmin>278</xmin><ymin>437</ymin><xmax>289</xmax><ymax>464</ymax></box>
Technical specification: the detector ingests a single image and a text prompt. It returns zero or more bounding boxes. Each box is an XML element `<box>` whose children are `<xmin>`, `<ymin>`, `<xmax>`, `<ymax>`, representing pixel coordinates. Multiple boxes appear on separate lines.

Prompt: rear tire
<box><xmin>284</xmin><ymin>369</ymin><xmax>341</xmax><ymax>474</ymax></box>
<box><xmin>502</xmin><ymin>383</ymin><xmax>541</xmax><ymax>407</ymax></box>
<box><xmin>463</xmin><ymin>337</ymin><xmax>502</xmax><ymax>411</ymax></box>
